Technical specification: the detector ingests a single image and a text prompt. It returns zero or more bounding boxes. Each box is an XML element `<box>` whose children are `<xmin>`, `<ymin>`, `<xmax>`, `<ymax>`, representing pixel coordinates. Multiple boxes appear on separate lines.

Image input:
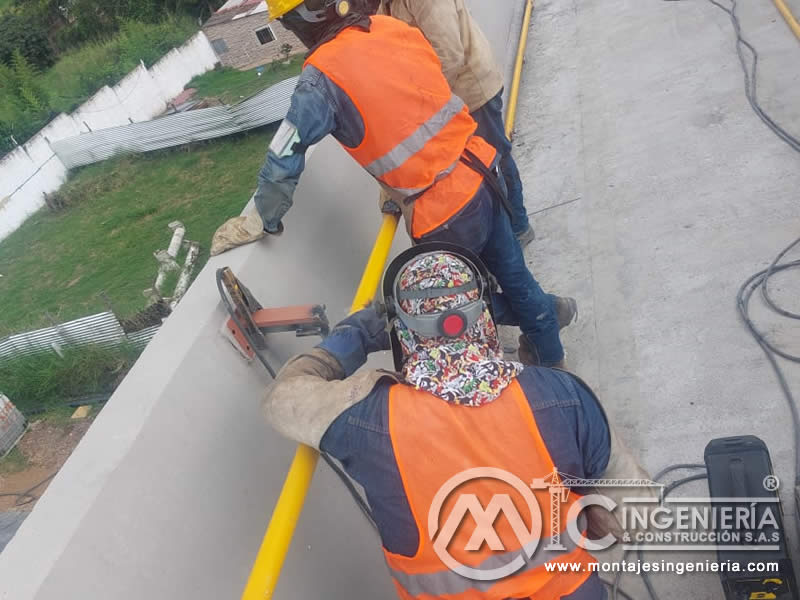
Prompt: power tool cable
<box><xmin>664</xmin><ymin>0</ymin><xmax>800</xmax><ymax>152</ymax></box>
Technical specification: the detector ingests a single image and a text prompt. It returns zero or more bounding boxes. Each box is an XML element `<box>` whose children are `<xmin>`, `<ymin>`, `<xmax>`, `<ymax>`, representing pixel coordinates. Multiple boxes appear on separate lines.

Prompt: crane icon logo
<box><xmin>427</xmin><ymin>467</ymin><xmax>543</xmax><ymax>581</ymax></box>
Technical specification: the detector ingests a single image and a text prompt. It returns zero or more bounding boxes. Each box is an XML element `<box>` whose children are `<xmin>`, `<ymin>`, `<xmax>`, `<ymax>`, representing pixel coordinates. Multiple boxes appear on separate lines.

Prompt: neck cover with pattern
<box><xmin>395</xmin><ymin>253</ymin><xmax>523</xmax><ymax>407</ymax></box>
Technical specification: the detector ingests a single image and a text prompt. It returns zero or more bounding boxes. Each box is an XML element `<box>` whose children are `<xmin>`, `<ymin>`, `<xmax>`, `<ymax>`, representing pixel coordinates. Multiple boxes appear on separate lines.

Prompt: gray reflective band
<box><xmin>365</xmin><ymin>95</ymin><xmax>465</xmax><ymax>179</ymax></box>
<box><xmin>393</xmin><ymin>157</ymin><xmax>462</xmax><ymax>200</ymax></box>
<box><xmin>397</xmin><ymin>280</ymin><xmax>478</xmax><ymax>300</ymax></box>
<box><xmin>388</xmin><ymin>527</ymin><xmax>582</xmax><ymax>597</ymax></box>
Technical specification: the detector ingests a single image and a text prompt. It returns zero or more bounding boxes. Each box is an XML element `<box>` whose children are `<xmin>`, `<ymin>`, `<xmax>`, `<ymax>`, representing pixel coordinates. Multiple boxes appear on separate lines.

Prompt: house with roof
<box><xmin>203</xmin><ymin>0</ymin><xmax>304</xmax><ymax>71</ymax></box>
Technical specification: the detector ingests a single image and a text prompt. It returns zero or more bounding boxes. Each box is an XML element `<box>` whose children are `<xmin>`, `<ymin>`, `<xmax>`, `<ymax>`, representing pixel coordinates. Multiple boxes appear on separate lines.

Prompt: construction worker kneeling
<box><xmin>263</xmin><ymin>244</ymin><xmax>652</xmax><ymax>600</ymax></box>
<box><xmin>212</xmin><ymin>0</ymin><xmax>575</xmax><ymax>368</ymax></box>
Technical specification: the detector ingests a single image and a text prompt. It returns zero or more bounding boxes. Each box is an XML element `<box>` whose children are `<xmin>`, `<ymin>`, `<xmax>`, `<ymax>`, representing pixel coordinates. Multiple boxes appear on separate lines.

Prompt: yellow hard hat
<box><xmin>265</xmin><ymin>0</ymin><xmax>305</xmax><ymax>20</ymax></box>
<box><xmin>265</xmin><ymin>0</ymin><xmax>350</xmax><ymax>20</ymax></box>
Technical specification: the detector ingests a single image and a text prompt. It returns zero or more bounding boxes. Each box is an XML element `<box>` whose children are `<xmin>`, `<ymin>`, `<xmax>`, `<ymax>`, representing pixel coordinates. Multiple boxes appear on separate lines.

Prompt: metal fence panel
<box><xmin>0</xmin><ymin>312</ymin><xmax>125</xmax><ymax>360</ymax></box>
<box><xmin>52</xmin><ymin>76</ymin><xmax>299</xmax><ymax>169</ymax></box>
<box><xmin>126</xmin><ymin>325</ymin><xmax>161</xmax><ymax>350</ymax></box>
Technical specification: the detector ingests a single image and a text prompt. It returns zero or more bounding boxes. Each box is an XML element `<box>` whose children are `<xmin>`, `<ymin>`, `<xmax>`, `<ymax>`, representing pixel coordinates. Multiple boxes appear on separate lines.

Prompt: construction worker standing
<box><xmin>374</xmin><ymin>0</ymin><xmax>535</xmax><ymax>247</ymax></box>
<box><xmin>216</xmin><ymin>0</ymin><xmax>574</xmax><ymax>367</ymax></box>
<box><xmin>263</xmin><ymin>245</ymin><xmax>650</xmax><ymax>599</ymax></box>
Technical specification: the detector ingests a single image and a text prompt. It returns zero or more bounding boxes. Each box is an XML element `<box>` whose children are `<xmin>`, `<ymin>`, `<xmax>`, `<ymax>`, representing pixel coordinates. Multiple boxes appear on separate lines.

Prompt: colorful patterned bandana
<box><xmin>395</xmin><ymin>253</ymin><xmax>523</xmax><ymax>406</ymax></box>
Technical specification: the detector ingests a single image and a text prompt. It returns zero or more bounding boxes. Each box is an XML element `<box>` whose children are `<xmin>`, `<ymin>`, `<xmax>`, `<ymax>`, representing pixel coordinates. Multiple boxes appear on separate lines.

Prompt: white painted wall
<box><xmin>0</xmin><ymin>31</ymin><xmax>219</xmax><ymax>243</ymax></box>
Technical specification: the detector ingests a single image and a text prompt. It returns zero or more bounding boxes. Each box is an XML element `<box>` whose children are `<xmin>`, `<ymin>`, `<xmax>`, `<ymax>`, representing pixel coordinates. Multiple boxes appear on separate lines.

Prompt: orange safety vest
<box><xmin>385</xmin><ymin>380</ymin><xmax>595</xmax><ymax>600</ymax></box>
<box><xmin>305</xmin><ymin>16</ymin><xmax>497</xmax><ymax>239</ymax></box>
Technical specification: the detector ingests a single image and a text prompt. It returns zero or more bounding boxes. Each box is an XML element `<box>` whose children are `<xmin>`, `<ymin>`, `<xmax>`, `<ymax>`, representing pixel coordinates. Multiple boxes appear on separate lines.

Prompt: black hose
<box><xmin>612</xmin><ymin>471</ymin><xmax>709</xmax><ymax>600</ymax></box>
<box><xmin>665</xmin><ymin>0</ymin><xmax>800</xmax><ymax>152</ymax></box>
<box><xmin>0</xmin><ymin>471</ymin><xmax>57</xmax><ymax>507</ymax></box>
<box><xmin>652</xmin><ymin>463</ymin><xmax>706</xmax><ymax>482</ymax></box>
<box><xmin>736</xmin><ymin>241</ymin><xmax>800</xmax><ymax>502</ymax></box>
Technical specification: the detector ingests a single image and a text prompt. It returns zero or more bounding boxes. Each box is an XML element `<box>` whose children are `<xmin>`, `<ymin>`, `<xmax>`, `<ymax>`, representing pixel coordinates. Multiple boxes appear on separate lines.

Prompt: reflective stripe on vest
<box><xmin>306</xmin><ymin>15</ymin><xmax>483</xmax><ymax>224</ymax></box>
<box><xmin>385</xmin><ymin>381</ymin><xmax>595</xmax><ymax>600</ymax></box>
<box><xmin>363</xmin><ymin>94</ymin><xmax>465</xmax><ymax>180</ymax></box>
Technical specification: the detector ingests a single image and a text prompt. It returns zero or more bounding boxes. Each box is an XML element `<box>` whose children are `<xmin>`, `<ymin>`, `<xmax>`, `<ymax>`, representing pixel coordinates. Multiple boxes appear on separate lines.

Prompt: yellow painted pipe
<box><xmin>773</xmin><ymin>0</ymin><xmax>800</xmax><ymax>41</ymax></box>
<box><xmin>240</xmin><ymin>444</ymin><xmax>319</xmax><ymax>600</ymax></box>
<box><xmin>243</xmin><ymin>0</ymin><xmax>536</xmax><ymax>593</ymax></box>
<box><xmin>349</xmin><ymin>213</ymin><xmax>401</xmax><ymax>312</ymax></box>
<box><xmin>241</xmin><ymin>213</ymin><xmax>399</xmax><ymax>600</ymax></box>
<box><xmin>505</xmin><ymin>0</ymin><xmax>534</xmax><ymax>139</ymax></box>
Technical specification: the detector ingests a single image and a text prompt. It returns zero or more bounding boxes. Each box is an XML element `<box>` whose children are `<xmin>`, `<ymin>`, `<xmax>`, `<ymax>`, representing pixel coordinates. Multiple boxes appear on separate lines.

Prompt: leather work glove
<box><xmin>317</xmin><ymin>305</ymin><xmax>390</xmax><ymax>377</ymax></box>
<box><xmin>210</xmin><ymin>212</ymin><xmax>266</xmax><ymax>256</ymax></box>
<box><xmin>378</xmin><ymin>188</ymin><xmax>401</xmax><ymax>215</ymax></box>
<box><xmin>584</xmin><ymin>504</ymin><xmax>625</xmax><ymax>543</ymax></box>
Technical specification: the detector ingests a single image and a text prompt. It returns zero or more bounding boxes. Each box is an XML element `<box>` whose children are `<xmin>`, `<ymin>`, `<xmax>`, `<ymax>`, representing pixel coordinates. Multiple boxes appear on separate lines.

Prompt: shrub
<box><xmin>0</xmin><ymin>13</ymin><xmax>54</xmax><ymax>70</ymax></box>
<box><xmin>43</xmin><ymin>16</ymin><xmax>198</xmax><ymax>114</ymax></box>
<box><xmin>0</xmin><ymin>51</ymin><xmax>52</xmax><ymax>153</ymax></box>
<box><xmin>0</xmin><ymin>344</ymin><xmax>142</xmax><ymax>415</ymax></box>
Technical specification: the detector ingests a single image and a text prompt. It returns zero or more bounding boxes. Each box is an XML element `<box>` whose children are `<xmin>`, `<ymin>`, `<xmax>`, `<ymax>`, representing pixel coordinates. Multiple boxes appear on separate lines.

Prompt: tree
<box><xmin>0</xmin><ymin>51</ymin><xmax>51</xmax><ymax>153</ymax></box>
<box><xmin>0</xmin><ymin>13</ymin><xmax>55</xmax><ymax>69</ymax></box>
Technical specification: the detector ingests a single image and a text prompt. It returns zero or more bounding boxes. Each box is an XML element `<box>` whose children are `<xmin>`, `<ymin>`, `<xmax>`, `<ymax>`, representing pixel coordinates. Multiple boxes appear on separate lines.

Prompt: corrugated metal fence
<box><xmin>0</xmin><ymin>312</ymin><xmax>161</xmax><ymax>361</ymax></box>
<box><xmin>52</xmin><ymin>76</ymin><xmax>299</xmax><ymax>169</ymax></box>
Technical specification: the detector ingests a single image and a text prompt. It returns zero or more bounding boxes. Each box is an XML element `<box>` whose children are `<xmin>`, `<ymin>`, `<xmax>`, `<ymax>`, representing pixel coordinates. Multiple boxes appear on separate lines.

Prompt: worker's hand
<box><xmin>265</xmin><ymin>221</ymin><xmax>284</xmax><ymax>236</ymax></box>
<box><xmin>210</xmin><ymin>213</ymin><xmax>265</xmax><ymax>256</ymax></box>
<box><xmin>378</xmin><ymin>188</ymin><xmax>401</xmax><ymax>215</ymax></box>
<box><xmin>381</xmin><ymin>199</ymin><xmax>401</xmax><ymax>215</ymax></box>
<box><xmin>340</xmin><ymin>305</ymin><xmax>391</xmax><ymax>354</ymax></box>
<box><xmin>316</xmin><ymin>306</ymin><xmax>390</xmax><ymax>377</ymax></box>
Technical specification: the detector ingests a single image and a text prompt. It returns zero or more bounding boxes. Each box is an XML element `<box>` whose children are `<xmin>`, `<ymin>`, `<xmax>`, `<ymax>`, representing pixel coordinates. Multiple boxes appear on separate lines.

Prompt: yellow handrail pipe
<box><xmin>505</xmin><ymin>0</ymin><xmax>534</xmax><ymax>140</ymax></box>
<box><xmin>242</xmin><ymin>0</ymin><xmax>535</xmax><ymax>594</ymax></box>
<box><xmin>773</xmin><ymin>0</ymin><xmax>800</xmax><ymax>41</ymax></box>
<box><xmin>241</xmin><ymin>213</ymin><xmax>399</xmax><ymax>600</ymax></box>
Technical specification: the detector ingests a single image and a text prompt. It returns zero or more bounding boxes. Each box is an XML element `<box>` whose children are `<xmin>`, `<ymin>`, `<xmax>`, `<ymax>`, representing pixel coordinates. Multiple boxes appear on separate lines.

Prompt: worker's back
<box><xmin>319</xmin><ymin>366</ymin><xmax>609</xmax><ymax>599</ymax></box>
<box><xmin>305</xmin><ymin>15</ymin><xmax>497</xmax><ymax>238</ymax></box>
<box><xmin>379</xmin><ymin>0</ymin><xmax>504</xmax><ymax>112</ymax></box>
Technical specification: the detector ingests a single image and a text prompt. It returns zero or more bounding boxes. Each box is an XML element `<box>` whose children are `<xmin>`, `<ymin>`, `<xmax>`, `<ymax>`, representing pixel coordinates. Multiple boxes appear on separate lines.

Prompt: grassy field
<box><xmin>0</xmin><ymin>127</ymin><xmax>277</xmax><ymax>336</ymax></box>
<box><xmin>0</xmin><ymin>344</ymin><xmax>141</xmax><ymax>415</ymax></box>
<box><xmin>187</xmin><ymin>55</ymin><xmax>304</xmax><ymax>105</ymax></box>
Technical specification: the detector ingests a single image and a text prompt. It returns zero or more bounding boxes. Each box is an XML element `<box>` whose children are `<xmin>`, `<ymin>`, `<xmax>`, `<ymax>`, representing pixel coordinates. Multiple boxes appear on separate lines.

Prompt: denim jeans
<box><xmin>562</xmin><ymin>573</ymin><xmax>607</xmax><ymax>599</ymax></box>
<box><xmin>471</xmin><ymin>90</ymin><xmax>531</xmax><ymax>237</ymax></box>
<box><xmin>416</xmin><ymin>184</ymin><xmax>564</xmax><ymax>365</ymax></box>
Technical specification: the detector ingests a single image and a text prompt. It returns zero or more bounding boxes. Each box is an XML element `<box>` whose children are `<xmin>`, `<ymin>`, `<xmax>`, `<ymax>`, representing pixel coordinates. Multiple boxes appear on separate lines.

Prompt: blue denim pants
<box><xmin>471</xmin><ymin>90</ymin><xmax>531</xmax><ymax>237</ymax></box>
<box><xmin>562</xmin><ymin>573</ymin><xmax>607</xmax><ymax>599</ymax></box>
<box><xmin>416</xmin><ymin>183</ymin><xmax>564</xmax><ymax>365</ymax></box>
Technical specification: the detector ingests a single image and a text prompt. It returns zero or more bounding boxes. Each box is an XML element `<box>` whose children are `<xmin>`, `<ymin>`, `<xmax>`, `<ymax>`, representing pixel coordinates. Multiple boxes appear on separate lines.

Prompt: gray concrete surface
<box><xmin>515</xmin><ymin>0</ymin><xmax>800</xmax><ymax>597</ymax></box>
<box><xmin>0</xmin><ymin>3</ymin><xmax>524</xmax><ymax>599</ymax></box>
<box><xmin>0</xmin><ymin>513</ymin><xmax>27</xmax><ymax>554</ymax></box>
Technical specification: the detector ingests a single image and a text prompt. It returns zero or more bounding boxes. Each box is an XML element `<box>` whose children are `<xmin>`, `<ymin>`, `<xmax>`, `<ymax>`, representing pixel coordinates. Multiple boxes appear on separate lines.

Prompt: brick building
<box><xmin>203</xmin><ymin>0</ymin><xmax>305</xmax><ymax>71</ymax></box>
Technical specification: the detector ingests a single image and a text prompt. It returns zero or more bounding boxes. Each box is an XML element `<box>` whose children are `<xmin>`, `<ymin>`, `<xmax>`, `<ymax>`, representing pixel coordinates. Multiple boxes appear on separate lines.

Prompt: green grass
<box><xmin>0</xmin><ymin>447</ymin><xmax>28</xmax><ymax>475</ymax></box>
<box><xmin>0</xmin><ymin>127</ymin><xmax>274</xmax><ymax>336</ymax></box>
<box><xmin>187</xmin><ymin>55</ymin><xmax>304</xmax><ymax>105</ymax></box>
<box><xmin>0</xmin><ymin>344</ymin><xmax>141</xmax><ymax>416</ymax></box>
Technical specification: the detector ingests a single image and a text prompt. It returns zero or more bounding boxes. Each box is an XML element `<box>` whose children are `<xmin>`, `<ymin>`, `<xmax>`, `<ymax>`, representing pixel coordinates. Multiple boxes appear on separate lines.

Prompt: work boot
<box><xmin>554</xmin><ymin>296</ymin><xmax>578</xmax><ymax>329</ymax></box>
<box><xmin>515</xmin><ymin>225</ymin><xmax>536</xmax><ymax>249</ymax></box>
<box><xmin>517</xmin><ymin>297</ymin><xmax>576</xmax><ymax>368</ymax></box>
<box><xmin>517</xmin><ymin>335</ymin><xmax>567</xmax><ymax>369</ymax></box>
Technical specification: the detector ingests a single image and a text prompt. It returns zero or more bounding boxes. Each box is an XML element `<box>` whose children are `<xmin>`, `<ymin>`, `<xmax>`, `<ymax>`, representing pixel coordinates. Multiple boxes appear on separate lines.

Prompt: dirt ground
<box><xmin>0</xmin><ymin>417</ymin><xmax>93</xmax><ymax>511</ymax></box>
